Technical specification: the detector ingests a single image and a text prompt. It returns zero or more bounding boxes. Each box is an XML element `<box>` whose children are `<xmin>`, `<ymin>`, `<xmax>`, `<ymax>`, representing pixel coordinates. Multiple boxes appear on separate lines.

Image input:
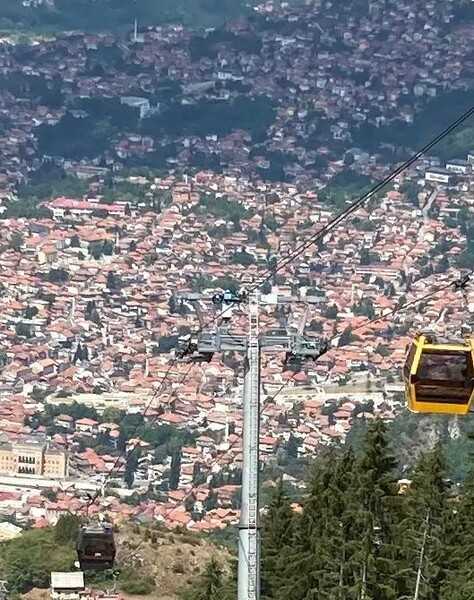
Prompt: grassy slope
<box><xmin>1</xmin><ymin>523</ymin><xmax>230</xmax><ymax>600</ymax></box>
<box><xmin>0</xmin><ymin>527</ymin><xmax>76</xmax><ymax>591</ymax></box>
<box><xmin>116</xmin><ymin>525</ymin><xmax>232</xmax><ymax>599</ymax></box>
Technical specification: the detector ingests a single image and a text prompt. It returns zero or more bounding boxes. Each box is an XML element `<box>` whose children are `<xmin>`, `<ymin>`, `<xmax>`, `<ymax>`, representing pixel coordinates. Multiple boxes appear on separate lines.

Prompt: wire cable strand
<box><xmin>270</xmin><ymin>271</ymin><xmax>473</xmax><ymax>404</ymax></box>
<box><xmin>85</xmin><ymin>360</ymin><xmax>187</xmax><ymax>508</ymax></box>
<box><xmin>83</xmin><ymin>105</ymin><xmax>474</xmax><ymax>512</ymax></box>
<box><xmin>251</xmin><ymin>105</ymin><xmax>474</xmax><ymax>290</ymax></box>
<box><xmin>173</xmin><ymin>104</ymin><xmax>474</xmax><ymax>344</ymax></box>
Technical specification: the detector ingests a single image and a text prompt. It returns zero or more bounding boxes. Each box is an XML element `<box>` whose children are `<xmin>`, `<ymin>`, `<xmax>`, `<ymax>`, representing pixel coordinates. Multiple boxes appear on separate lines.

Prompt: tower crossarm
<box><xmin>172</xmin><ymin>288</ymin><xmax>329</xmax><ymax>600</ymax></box>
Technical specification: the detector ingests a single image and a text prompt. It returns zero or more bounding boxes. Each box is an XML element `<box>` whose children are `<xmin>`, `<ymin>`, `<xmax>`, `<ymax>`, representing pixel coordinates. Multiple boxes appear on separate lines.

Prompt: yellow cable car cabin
<box><xmin>404</xmin><ymin>335</ymin><xmax>474</xmax><ymax>415</ymax></box>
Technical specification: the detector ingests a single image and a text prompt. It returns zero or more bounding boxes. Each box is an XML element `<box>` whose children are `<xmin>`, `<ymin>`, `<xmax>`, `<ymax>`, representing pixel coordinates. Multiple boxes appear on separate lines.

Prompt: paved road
<box><xmin>0</xmin><ymin>474</ymin><xmax>101</xmax><ymax>493</ymax></box>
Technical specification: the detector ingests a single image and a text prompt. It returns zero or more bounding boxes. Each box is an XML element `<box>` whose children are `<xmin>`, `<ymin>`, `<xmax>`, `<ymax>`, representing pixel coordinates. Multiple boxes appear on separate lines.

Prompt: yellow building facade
<box><xmin>0</xmin><ymin>439</ymin><xmax>68</xmax><ymax>478</ymax></box>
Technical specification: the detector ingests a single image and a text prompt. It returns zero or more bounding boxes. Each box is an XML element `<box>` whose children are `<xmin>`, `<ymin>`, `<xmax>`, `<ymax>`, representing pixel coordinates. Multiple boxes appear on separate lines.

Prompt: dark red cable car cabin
<box><xmin>76</xmin><ymin>523</ymin><xmax>116</xmax><ymax>571</ymax></box>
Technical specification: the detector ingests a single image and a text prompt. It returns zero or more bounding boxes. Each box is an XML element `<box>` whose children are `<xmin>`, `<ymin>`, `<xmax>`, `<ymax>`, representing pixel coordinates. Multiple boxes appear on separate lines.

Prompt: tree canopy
<box><xmin>186</xmin><ymin>419</ymin><xmax>474</xmax><ymax>600</ymax></box>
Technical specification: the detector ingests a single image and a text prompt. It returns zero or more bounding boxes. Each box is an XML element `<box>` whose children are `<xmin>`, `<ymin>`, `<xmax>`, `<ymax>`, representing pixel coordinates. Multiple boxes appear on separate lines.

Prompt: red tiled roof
<box><xmin>76</xmin><ymin>418</ymin><xmax>98</xmax><ymax>426</ymax></box>
<box><xmin>49</xmin><ymin>197</ymin><xmax>124</xmax><ymax>213</ymax></box>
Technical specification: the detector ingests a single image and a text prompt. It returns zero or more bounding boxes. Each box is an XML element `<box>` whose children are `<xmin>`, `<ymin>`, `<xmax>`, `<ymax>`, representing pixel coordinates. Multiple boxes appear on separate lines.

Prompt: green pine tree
<box><xmin>261</xmin><ymin>479</ymin><xmax>294</xmax><ymax>600</ymax></box>
<box><xmin>169</xmin><ymin>450</ymin><xmax>182</xmax><ymax>491</ymax></box>
<box><xmin>221</xmin><ymin>557</ymin><xmax>238</xmax><ymax>600</ymax></box>
<box><xmin>276</xmin><ymin>452</ymin><xmax>335</xmax><ymax>600</ymax></box>
<box><xmin>319</xmin><ymin>448</ymin><xmax>359</xmax><ymax>599</ymax></box>
<box><xmin>54</xmin><ymin>513</ymin><xmax>80</xmax><ymax>543</ymax></box>
<box><xmin>347</xmin><ymin>418</ymin><xmax>401</xmax><ymax>600</ymax></box>
<box><xmin>181</xmin><ymin>557</ymin><xmax>226</xmax><ymax>600</ymax></box>
<box><xmin>124</xmin><ymin>450</ymin><xmax>139</xmax><ymax>489</ymax></box>
<box><xmin>440</xmin><ymin>468</ymin><xmax>474</xmax><ymax>600</ymax></box>
<box><xmin>398</xmin><ymin>445</ymin><xmax>450</xmax><ymax>600</ymax></box>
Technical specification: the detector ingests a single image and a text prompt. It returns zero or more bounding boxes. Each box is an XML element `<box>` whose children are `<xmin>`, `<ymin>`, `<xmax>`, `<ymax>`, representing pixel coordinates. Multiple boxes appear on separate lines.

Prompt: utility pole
<box><xmin>174</xmin><ymin>290</ymin><xmax>327</xmax><ymax>600</ymax></box>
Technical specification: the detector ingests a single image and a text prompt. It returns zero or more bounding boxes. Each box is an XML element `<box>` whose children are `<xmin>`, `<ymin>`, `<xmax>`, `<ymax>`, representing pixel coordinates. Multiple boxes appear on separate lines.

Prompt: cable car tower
<box><xmin>240</xmin><ymin>292</ymin><xmax>261</xmax><ymax>600</ymax></box>
<box><xmin>175</xmin><ymin>289</ymin><xmax>327</xmax><ymax>600</ymax></box>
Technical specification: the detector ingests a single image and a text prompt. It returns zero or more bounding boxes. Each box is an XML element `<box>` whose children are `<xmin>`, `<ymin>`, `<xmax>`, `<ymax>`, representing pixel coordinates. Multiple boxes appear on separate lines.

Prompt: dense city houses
<box><xmin>0</xmin><ymin>149</ymin><xmax>471</xmax><ymax>529</ymax></box>
<box><xmin>0</xmin><ymin>0</ymin><xmax>472</xmax><ymax>533</ymax></box>
<box><xmin>0</xmin><ymin>0</ymin><xmax>473</xmax><ymax>191</ymax></box>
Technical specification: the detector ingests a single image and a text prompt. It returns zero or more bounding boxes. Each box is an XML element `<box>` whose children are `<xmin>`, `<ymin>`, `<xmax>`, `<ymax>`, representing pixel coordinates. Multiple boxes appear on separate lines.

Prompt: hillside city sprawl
<box><xmin>0</xmin><ymin>0</ymin><xmax>472</xmax><ymax>543</ymax></box>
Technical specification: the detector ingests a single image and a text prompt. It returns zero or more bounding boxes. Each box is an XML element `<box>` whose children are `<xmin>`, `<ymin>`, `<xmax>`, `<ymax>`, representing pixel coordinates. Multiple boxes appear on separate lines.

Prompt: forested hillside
<box><xmin>188</xmin><ymin>419</ymin><xmax>474</xmax><ymax>600</ymax></box>
<box><xmin>0</xmin><ymin>0</ymin><xmax>252</xmax><ymax>33</ymax></box>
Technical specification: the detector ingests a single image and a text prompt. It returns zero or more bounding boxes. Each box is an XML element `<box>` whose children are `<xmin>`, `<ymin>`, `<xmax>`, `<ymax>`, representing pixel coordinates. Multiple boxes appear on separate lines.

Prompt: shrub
<box><xmin>0</xmin><ymin>528</ymin><xmax>75</xmax><ymax>593</ymax></box>
<box><xmin>54</xmin><ymin>514</ymin><xmax>80</xmax><ymax>543</ymax></box>
<box><xmin>120</xmin><ymin>575</ymin><xmax>155</xmax><ymax>595</ymax></box>
<box><xmin>172</xmin><ymin>561</ymin><xmax>185</xmax><ymax>574</ymax></box>
<box><xmin>180</xmin><ymin>534</ymin><xmax>201</xmax><ymax>547</ymax></box>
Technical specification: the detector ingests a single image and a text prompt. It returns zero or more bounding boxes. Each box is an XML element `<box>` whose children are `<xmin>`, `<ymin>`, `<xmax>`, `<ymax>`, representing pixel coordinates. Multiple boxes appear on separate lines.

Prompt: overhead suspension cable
<box><xmin>270</xmin><ymin>271</ymin><xmax>473</xmax><ymax>404</ymax></box>
<box><xmin>84</xmin><ymin>104</ymin><xmax>474</xmax><ymax>510</ymax></box>
<box><xmin>251</xmin><ymin>105</ymin><xmax>474</xmax><ymax>290</ymax></box>
<box><xmin>115</xmin><ymin>273</ymin><xmax>473</xmax><ymax>567</ymax></box>
<box><xmin>174</xmin><ymin>103</ymin><xmax>474</xmax><ymax>336</ymax></box>
<box><xmin>85</xmin><ymin>360</ymin><xmax>190</xmax><ymax>508</ymax></box>
<box><xmin>189</xmin><ymin>104</ymin><xmax>474</xmax><ymax>343</ymax></box>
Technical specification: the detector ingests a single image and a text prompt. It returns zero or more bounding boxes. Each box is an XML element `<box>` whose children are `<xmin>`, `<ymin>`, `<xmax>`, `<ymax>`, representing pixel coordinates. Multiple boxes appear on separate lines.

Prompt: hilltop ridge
<box><xmin>0</xmin><ymin>0</ymin><xmax>254</xmax><ymax>33</ymax></box>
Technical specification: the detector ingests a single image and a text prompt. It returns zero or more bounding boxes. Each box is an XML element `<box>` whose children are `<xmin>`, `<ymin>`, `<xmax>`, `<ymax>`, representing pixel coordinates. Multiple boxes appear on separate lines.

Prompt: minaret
<box><xmin>224</xmin><ymin>414</ymin><xmax>229</xmax><ymax>443</ymax></box>
<box><xmin>133</xmin><ymin>18</ymin><xmax>138</xmax><ymax>43</ymax></box>
<box><xmin>70</xmin><ymin>297</ymin><xmax>76</xmax><ymax>322</ymax></box>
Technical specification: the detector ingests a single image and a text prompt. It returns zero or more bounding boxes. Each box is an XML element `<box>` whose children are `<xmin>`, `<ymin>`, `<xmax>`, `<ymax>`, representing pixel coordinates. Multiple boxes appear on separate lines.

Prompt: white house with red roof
<box><xmin>47</xmin><ymin>197</ymin><xmax>125</xmax><ymax>219</ymax></box>
<box><xmin>75</xmin><ymin>418</ymin><xmax>99</xmax><ymax>435</ymax></box>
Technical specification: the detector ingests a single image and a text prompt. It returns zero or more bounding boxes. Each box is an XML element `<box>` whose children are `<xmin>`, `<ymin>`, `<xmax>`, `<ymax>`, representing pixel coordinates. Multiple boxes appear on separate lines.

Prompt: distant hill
<box><xmin>0</xmin><ymin>0</ymin><xmax>254</xmax><ymax>33</ymax></box>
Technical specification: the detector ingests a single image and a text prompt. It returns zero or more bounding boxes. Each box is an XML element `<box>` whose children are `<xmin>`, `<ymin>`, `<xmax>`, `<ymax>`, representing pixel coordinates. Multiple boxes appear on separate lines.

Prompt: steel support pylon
<box><xmin>238</xmin><ymin>293</ymin><xmax>261</xmax><ymax>600</ymax></box>
<box><xmin>174</xmin><ymin>289</ymin><xmax>326</xmax><ymax>600</ymax></box>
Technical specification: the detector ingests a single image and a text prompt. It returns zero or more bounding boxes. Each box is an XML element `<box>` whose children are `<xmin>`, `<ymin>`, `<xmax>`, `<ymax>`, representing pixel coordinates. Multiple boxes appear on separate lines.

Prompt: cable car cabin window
<box><xmin>83</xmin><ymin>538</ymin><xmax>113</xmax><ymax>556</ymax></box>
<box><xmin>403</xmin><ymin>344</ymin><xmax>417</xmax><ymax>379</ymax></box>
<box><xmin>418</xmin><ymin>352</ymin><xmax>469</xmax><ymax>381</ymax></box>
<box><xmin>415</xmin><ymin>351</ymin><xmax>472</xmax><ymax>404</ymax></box>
